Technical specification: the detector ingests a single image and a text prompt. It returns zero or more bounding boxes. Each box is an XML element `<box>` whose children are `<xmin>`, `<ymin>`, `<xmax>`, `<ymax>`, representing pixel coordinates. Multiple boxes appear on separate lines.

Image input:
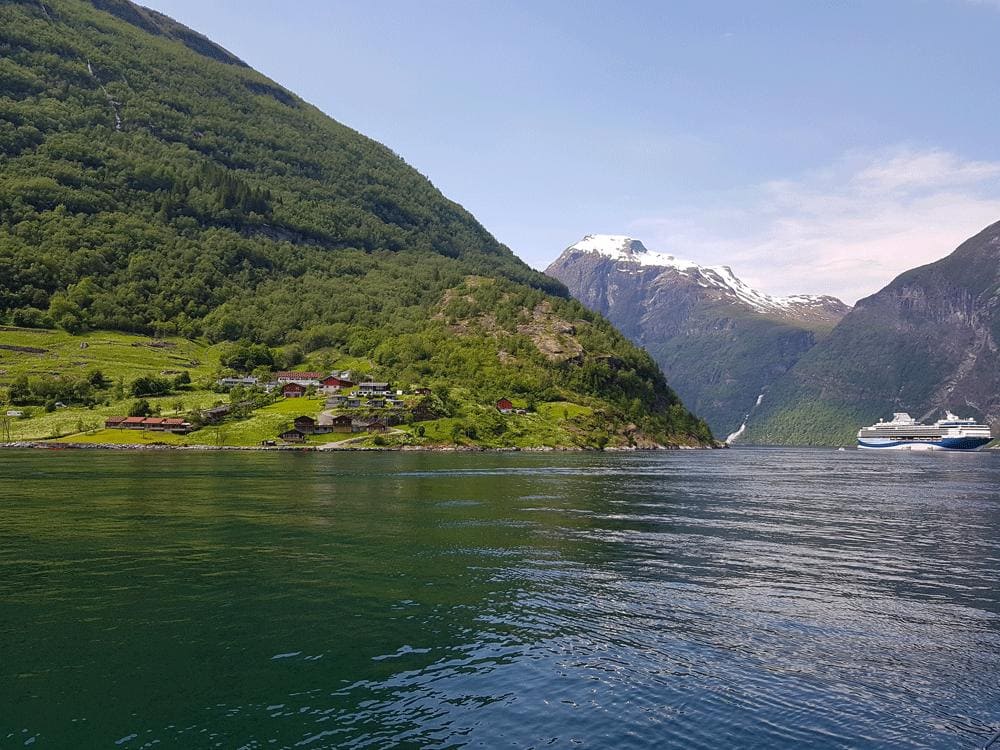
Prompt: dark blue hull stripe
<box><xmin>857</xmin><ymin>437</ymin><xmax>991</xmax><ymax>451</ymax></box>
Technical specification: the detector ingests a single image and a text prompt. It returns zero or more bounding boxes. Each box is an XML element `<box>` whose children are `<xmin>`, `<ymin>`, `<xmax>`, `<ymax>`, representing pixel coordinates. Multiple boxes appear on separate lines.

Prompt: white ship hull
<box><xmin>856</xmin><ymin>436</ymin><xmax>991</xmax><ymax>452</ymax></box>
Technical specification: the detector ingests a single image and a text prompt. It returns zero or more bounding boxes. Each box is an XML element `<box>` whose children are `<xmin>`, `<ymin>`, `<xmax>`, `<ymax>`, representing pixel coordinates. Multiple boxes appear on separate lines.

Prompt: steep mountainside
<box><xmin>744</xmin><ymin>221</ymin><xmax>1000</xmax><ymax>445</ymax></box>
<box><xmin>546</xmin><ymin>235</ymin><xmax>849</xmax><ymax>438</ymax></box>
<box><xmin>0</xmin><ymin>0</ymin><xmax>712</xmax><ymax>447</ymax></box>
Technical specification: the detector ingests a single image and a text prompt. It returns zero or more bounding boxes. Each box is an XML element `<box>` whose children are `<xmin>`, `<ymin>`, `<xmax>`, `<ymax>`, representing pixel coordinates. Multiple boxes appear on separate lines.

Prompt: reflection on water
<box><xmin>1</xmin><ymin>448</ymin><xmax>998</xmax><ymax>748</ymax></box>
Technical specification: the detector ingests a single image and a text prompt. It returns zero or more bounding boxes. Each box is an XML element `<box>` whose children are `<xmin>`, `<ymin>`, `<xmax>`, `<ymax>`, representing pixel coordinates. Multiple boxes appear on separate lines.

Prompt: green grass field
<box><xmin>0</xmin><ymin>327</ymin><xmax>221</xmax><ymax>384</ymax></box>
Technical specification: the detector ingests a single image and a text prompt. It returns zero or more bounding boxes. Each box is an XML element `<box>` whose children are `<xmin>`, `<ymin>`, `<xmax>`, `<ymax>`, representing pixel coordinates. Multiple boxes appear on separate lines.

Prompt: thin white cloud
<box><xmin>852</xmin><ymin>150</ymin><xmax>1000</xmax><ymax>192</ymax></box>
<box><xmin>628</xmin><ymin>147</ymin><xmax>1000</xmax><ymax>304</ymax></box>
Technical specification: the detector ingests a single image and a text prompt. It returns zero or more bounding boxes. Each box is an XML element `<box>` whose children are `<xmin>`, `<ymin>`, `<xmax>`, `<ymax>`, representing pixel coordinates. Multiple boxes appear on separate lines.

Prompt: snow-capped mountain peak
<box><xmin>563</xmin><ymin>234</ymin><xmax>846</xmax><ymax>318</ymax></box>
<box><xmin>569</xmin><ymin>234</ymin><xmax>699</xmax><ymax>272</ymax></box>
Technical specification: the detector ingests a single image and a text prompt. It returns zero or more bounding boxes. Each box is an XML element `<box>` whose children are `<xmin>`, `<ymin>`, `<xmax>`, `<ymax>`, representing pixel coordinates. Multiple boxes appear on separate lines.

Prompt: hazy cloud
<box><xmin>629</xmin><ymin>147</ymin><xmax>1000</xmax><ymax>304</ymax></box>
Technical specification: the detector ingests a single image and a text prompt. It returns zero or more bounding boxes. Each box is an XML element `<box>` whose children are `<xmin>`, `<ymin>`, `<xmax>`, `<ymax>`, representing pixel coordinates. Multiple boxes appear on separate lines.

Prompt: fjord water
<box><xmin>1</xmin><ymin>450</ymin><xmax>998</xmax><ymax>749</ymax></box>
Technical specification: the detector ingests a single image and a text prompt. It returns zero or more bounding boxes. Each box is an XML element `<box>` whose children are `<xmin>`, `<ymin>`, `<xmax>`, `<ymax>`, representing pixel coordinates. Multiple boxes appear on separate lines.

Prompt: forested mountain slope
<box><xmin>744</xmin><ymin>221</ymin><xmax>1000</xmax><ymax>445</ymax></box>
<box><xmin>0</xmin><ymin>0</ymin><xmax>712</xmax><ymax>446</ymax></box>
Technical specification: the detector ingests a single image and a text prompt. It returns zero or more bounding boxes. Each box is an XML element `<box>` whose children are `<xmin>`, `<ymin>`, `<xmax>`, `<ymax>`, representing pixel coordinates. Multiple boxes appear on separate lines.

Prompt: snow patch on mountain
<box><xmin>566</xmin><ymin>234</ymin><xmax>845</xmax><ymax>316</ymax></box>
<box><xmin>569</xmin><ymin>234</ymin><xmax>701</xmax><ymax>272</ymax></box>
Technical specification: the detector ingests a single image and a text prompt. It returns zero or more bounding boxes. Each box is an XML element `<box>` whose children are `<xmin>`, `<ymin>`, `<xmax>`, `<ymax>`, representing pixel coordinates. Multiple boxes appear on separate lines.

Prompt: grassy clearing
<box><xmin>536</xmin><ymin>401</ymin><xmax>594</xmax><ymax>420</ymax></box>
<box><xmin>4</xmin><ymin>389</ymin><xmax>226</xmax><ymax>441</ymax></box>
<box><xmin>0</xmin><ymin>327</ymin><xmax>221</xmax><ymax>384</ymax></box>
<box><xmin>57</xmin><ymin>428</ymin><xmax>189</xmax><ymax>446</ymax></box>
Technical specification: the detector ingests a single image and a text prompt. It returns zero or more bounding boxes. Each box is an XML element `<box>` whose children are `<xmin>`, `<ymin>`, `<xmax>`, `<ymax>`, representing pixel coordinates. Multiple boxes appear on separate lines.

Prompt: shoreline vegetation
<box><xmin>0</xmin><ymin>441</ymin><xmax>715</xmax><ymax>452</ymax></box>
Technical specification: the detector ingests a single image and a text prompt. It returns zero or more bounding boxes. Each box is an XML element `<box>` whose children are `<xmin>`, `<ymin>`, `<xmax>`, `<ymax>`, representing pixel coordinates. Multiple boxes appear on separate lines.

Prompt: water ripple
<box><xmin>0</xmin><ymin>448</ymin><xmax>998</xmax><ymax>748</ymax></box>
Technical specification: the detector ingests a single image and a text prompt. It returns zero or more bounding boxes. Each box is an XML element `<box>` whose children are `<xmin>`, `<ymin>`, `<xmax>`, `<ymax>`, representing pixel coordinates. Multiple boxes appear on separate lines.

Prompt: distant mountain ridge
<box><xmin>744</xmin><ymin>220</ymin><xmax>1000</xmax><ymax>445</ymax></box>
<box><xmin>547</xmin><ymin>235</ymin><xmax>850</xmax><ymax>438</ymax></box>
<box><xmin>566</xmin><ymin>235</ymin><xmax>848</xmax><ymax>324</ymax></box>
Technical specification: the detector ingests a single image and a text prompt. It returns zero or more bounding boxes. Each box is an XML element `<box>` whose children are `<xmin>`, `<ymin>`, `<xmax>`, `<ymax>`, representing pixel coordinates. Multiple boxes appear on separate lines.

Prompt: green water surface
<box><xmin>2</xmin><ymin>449</ymin><xmax>999</xmax><ymax>748</ymax></box>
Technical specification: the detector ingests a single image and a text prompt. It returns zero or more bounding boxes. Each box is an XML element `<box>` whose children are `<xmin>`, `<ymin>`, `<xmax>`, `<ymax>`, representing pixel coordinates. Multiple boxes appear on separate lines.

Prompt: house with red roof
<box><xmin>104</xmin><ymin>415</ymin><xmax>192</xmax><ymax>434</ymax></box>
<box><xmin>163</xmin><ymin>418</ymin><xmax>191</xmax><ymax>434</ymax></box>
<box><xmin>320</xmin><ymin>375</ymin><xmax>354</xmax><ymax>394</ymax></box>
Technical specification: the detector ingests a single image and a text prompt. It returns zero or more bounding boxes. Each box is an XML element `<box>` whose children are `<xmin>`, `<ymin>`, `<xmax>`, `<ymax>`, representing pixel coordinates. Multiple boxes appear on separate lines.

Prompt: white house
<box><xmin>217</xmin><ymin>376</ymin><xmax>258</xmax><ymax>388</ymax></box>
<box><xmin>275</xmin><ymin>371</ymin><xmax>323</xmax><ymax>386</ymax></box>
<box><xmin>358</xmin><ymin>382</ymin><xmax>392</xmax><ymax>397</ymax></box>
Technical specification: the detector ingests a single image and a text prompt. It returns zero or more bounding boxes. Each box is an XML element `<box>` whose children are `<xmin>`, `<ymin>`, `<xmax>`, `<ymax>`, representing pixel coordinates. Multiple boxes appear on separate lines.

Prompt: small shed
<box><xmin>352</xmin><ymin>417</ymin><xmax>388</xmax><ymax>434</ymax></box>
<box><xmin>496</xmin><ymin>398</ymin><xmax>514</xmax><ymax>414</ymax></box>
<box><xmin>329</xmin><ymin>415</ymin><xmax>353</xmax><ymax>433</ymax></box>
<box><xmin>293</xmin><ymin>415</ymin><xmax>318</xmax><ymax>433</ymax></box>
<box><xmin>279</xmin><ymin>429</ymin><xmax>306</xmax><ymax>443</ymax></box>
<box><xmin>201</xmin><ymin>404</ymin><xmax>231</xmax><ymax>422</ymax></box>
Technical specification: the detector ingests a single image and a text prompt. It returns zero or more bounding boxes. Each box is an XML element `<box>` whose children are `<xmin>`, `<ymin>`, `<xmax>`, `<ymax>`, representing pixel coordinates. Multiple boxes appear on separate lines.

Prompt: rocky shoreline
<box><xmin>0</xmin><ymin>440</ymin><xmax>714</xmax><ymax>453</ymax></box>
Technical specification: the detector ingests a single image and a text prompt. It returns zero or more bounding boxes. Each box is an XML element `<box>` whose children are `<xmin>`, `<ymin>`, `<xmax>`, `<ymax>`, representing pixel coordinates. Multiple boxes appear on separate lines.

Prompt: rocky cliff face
<box><xmin>745</xmin><ymin>220</ymin><xmax>1000</xmax><ymax>444</ymax></box>
<box><xmin>546</xmin><ymin>235</ymin><xmax>850</xmax><ymax>438</ymax></box>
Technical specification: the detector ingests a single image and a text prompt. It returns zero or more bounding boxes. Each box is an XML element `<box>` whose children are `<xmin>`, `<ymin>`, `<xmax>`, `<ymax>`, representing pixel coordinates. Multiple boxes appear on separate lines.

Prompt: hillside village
<box><xmin>0</xmin><ymin>327</ymin><xmax>700</xmax><ymax>450</ymax></box>
<box><xmin>98</xmin><ymin>369</ymin><xmax>526</xmax><ymax>446</ymax></box>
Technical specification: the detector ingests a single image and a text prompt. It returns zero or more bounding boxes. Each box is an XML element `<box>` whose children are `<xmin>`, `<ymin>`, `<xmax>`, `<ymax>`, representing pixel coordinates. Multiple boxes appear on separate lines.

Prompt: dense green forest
<box><xmin>0</xmin><ymin>0</ymin><xmax>712</xmax><ymax>446</ymax></box>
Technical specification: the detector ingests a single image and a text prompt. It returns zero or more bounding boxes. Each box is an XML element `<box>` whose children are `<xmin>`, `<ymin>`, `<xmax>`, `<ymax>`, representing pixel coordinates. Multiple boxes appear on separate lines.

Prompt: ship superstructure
<box><xmin>857</xmin><ymin>412</ymin><xmax>992</xmax><ymax>451</ymax></box>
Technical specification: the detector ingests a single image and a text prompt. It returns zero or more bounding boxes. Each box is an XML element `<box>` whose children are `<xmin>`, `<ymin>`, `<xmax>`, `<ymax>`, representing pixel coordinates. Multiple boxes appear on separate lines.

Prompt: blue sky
<box><xmin>142</xmin><ymin>0</ymin><xmax>1000</xmax><ymax>303</ymax></box>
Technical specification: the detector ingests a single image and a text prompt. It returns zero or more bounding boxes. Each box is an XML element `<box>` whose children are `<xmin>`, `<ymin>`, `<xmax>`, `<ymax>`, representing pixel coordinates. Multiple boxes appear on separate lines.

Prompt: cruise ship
<box><xmin>856</xmin><ymin>412</ymin><xmax>993</xmax><ymax>451</ymax></box>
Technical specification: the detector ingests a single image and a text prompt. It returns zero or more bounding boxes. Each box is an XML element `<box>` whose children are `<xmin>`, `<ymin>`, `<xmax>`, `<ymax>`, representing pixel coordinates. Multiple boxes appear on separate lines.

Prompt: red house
<box><xmin>320</xmin><ymin>375</ymin><xmax>354</xmax><ymax>390</ymax></box>
<box><xmin>282</xmin><ymin>382</ymin><xmax>306</xmax><ymax>398</ymax></box>
<box><xmin>496</xmin><ymin>398</ymin><xmax>514</xmax><ymax>414</ymax></box>
<box><xmin>105</xmin><ymin>416</ymin><xmax>126</xmax><ymax>429</ymax></box>
<box><xmin>163</xmin><ymin>418</ymin><xmax>191</xmax><ymax>434</ymax></box>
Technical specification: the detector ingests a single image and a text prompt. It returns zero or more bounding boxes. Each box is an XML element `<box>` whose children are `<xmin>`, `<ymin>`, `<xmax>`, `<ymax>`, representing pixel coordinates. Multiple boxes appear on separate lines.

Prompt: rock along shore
<box><xmin>0</xmin><ymin>440</ymin><xmax>719</xmax><ymax>453</ymax></box>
